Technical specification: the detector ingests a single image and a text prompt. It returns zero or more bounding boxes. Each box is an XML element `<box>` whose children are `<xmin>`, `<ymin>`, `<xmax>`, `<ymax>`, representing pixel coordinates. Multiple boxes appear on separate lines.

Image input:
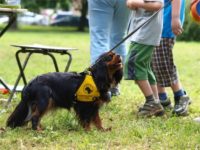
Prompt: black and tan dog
<box><xmin>7</xmin><ymin>51</ymin><xmax>123</xmax><ymax>131</ymax></box>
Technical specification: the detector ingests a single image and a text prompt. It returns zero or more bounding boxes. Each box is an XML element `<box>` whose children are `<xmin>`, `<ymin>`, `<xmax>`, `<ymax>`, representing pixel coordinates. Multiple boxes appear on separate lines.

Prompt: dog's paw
<box><xmin>0</xmin><ymin>127</ymin><xmax>5</xmax><ymax>134</ymax></box>
<box><xmin>105</xmin><ymin>127</ymin><xmax>112</xmax><ymax>131</ymax></box>
<box><xmin>99</xmin><ymin>127</ymin><xmax>112</xmax><ymax>132</ymax></box>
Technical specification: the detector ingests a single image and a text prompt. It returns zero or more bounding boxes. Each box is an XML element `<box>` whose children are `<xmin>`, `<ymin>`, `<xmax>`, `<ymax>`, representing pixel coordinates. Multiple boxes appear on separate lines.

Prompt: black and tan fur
<box><xmin>6</xmin><ymin>52</ymin><xmax>123</xmax><ymax>131</ymax></box>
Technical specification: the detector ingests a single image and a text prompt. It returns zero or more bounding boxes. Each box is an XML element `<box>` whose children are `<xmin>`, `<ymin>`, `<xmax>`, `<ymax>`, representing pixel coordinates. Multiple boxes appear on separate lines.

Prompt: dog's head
<box><xmin>90</xmin><ymin>51</ymin><xmax>123</xmax><ymax>93</ymax></box>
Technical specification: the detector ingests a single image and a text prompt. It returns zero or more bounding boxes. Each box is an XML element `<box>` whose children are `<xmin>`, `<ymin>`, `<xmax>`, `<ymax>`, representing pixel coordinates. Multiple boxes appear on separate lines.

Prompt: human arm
<box><xmin>126</xmin><ymin>0</ymin><xmax>163</xmax><ymax>11</ymax></box>
<box><xmin>190</xmin><ymin>0</ymin><xmax>197</xmax><ymax>8</ymax></box>
<box><xmin>171</xmin><ymin>0</ymin><xmax>183</xmax><ymax>36</ymax></box>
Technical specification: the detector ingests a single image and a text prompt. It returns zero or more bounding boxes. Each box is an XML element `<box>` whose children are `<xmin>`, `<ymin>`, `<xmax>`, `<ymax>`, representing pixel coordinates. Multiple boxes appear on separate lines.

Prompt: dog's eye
<box><xmin>95</xmin><ymin>53</ymin><xmax>114</xmax><ymax>63</ymax></box>
<box><xmin>103</xmin><ymin>55</ymin><xmax>112</xmax><ymax>62</ymax></box>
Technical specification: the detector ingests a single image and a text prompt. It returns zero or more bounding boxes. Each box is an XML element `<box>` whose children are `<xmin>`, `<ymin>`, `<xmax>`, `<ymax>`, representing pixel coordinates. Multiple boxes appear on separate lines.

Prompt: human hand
<box><xmin>126</xmin><ymin>0</ymin><xmax>143</xmax><ymax>10</ymax></box>
<box><xmin>171</xmin><ymin>17</ymin><xmax>183</xmax><ymax>36</ymax></box>
<box><xmin>190</xmin><ymin>0</ymin><xmax>198</xmax><ymax>9</ymax></box>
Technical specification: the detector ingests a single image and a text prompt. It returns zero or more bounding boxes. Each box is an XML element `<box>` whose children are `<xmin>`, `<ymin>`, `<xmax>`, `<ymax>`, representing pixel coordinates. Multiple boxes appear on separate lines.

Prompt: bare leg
<box><xmin>151</xmin><ymin>84</ymin><xmax>159</xmax><ymax>100</ymax></box>
<box><xmin>171</xmin><ymin>81</ymin><xmax>182</xmax><ymax>92</ymax></box>
<box><xmin>136</xmin><ymin>80</ymin><xmax>154</xmax><ymax>97</ymax></box>
<box><xmin>157</xmin><ymin>81</ymin><xmax>183</xmax><ymax>95</ymax></box>
<box><xmin>157</xmin><ymin>85</ymin><xmax>166</xmax><ymax>93</ymax></box>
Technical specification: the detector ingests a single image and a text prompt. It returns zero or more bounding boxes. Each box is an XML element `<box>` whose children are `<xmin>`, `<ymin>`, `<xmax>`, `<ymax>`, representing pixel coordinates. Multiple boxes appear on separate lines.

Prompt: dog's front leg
<box><xmin>80</xmin><ymin>121</ymin><xmax>91</xmax><ymax>131</ymax></box>
<box><xmin>93</xmin><ymin>112</ymin><xmax>111</xmax><ymax>131</ymax></box>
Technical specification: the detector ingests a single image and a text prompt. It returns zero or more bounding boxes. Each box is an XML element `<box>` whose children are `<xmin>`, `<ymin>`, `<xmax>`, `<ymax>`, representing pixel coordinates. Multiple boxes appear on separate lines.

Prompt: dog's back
<box><xmin>7</xmin><ymin>72</ymin><xmax>85</xmax><ymax>129</ymax></box>
<box><xmin>26</xmin><ymin>72</ymin><xmax>84</xmax><ymax>108</ymax></box>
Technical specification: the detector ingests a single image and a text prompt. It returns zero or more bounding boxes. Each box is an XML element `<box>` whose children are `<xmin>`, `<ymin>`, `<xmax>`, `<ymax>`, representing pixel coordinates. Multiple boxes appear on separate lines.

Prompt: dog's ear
<box><xmin>92</xmin><ymin>51</ymin><xmax>123</xmax><ymax>90</ymax></box>
<box><xmin>113</xmin><ymin>69</ymin><xmax>123</xmax><ymax>84</ymax></box>
<box><xmin>92</xmin><ymin>63</ymin><xmax>110</xmax><ymax>90</ymax></box>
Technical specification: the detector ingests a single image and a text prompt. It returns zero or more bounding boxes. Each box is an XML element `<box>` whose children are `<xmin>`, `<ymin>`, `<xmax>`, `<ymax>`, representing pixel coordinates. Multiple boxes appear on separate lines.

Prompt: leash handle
<box><xmin>109</xmin><ymin>0</ymin><xmax>173</xmax><ymax>52</ymax></box>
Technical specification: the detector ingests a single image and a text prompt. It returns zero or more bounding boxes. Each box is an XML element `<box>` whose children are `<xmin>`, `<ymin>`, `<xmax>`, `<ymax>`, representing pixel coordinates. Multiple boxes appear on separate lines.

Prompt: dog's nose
<box><xmin>115</xmin><ymin>54</ymin><xmax>120</xmax><ymax>59</ymax></box>
<box><xmin>116</xmin><ymin>54</ymin><xmax>122</xmax><ymax>60</ymax></box>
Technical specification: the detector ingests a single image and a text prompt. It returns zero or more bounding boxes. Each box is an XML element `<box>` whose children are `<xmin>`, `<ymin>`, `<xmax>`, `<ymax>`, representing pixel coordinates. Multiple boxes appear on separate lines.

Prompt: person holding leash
<box><xmin>151</xmin><ymin>0</ymin><xmax>191</xmax><ymax>116</ymax></box>
<box><xmin>124</xmin><ymin>0</ymin><xmax>164</xmax><ymax>117</ymax></box>
<box><xmin>88</xmin><ymin>0</ymin><xmax>130</xmax><ymax>96</ymax></box>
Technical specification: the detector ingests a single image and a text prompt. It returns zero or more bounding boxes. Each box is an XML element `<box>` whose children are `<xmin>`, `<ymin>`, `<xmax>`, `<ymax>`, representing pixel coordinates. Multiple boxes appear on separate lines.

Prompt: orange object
<box><xmin>0</xmin><ymin>88</ymin><xmax>9</xmax><ymax>94</ymax></box>
<box><xmin>190</xmin><ymin>0</ymin><xmax>200</xmax><ymax>24</ymax></box>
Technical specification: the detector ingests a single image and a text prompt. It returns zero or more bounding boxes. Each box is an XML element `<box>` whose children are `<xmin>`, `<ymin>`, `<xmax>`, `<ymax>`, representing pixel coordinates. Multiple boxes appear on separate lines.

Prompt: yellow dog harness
<box><xmin>76</xmin><ymin>74</ymin><xmax>100</xmax><ymax>102</ymax></box>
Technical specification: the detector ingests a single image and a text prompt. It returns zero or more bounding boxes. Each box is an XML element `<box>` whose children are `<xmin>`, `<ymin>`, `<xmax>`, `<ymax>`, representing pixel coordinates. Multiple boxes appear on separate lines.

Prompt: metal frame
<box><xmin>0</xmin><ymin>9</ymin><xmax>20</xmax><ymax>92</ymax></box>
<box><xmin>0</xmin><ymin>78</ymin><xmax>10</xmax><ymax>91</ymax></box>
<box><xmin>7</xmin><ymin>45</ymin><xmax>76</xmax><ymax>104</ymax></box>
<box><xmin>0</xmin><ymin>12</ymin><xmax>16</xmax><ymax>37</ymax></box>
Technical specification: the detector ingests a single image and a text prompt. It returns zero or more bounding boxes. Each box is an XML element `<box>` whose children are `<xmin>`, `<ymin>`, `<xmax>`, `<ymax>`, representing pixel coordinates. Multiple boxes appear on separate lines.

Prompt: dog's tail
<box><xmin>6</xmin><ymin>100</ymin><xmax>31</xmax><ymax>128</ymax></box>
<box><xmin>6</xmin><ymin>90</ymin><xmax>32</xmax><ymax>128</ymax></box>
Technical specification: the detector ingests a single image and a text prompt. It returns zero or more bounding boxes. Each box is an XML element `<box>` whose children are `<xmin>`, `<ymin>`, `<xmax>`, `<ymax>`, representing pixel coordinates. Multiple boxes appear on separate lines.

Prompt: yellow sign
<box><xmin>76</xmin><ymin>75</ymin><xmax>100</xmax><ymax>102</ymax></box>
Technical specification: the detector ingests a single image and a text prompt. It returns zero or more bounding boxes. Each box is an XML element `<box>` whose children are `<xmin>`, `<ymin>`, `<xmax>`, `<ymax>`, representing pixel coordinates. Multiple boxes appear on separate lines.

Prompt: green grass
<box><xmin>1</xmin><ymin>26</ymin><xmax>200</xmax><ymax>149</ymax></box>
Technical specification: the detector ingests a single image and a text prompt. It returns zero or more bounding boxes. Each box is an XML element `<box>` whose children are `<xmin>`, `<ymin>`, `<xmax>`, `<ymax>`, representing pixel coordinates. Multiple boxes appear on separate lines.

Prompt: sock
<box><xmin>174</xmin><ymin>89</ymin><xmax>185</xmax><ymax>100</ymax></box>
<box><xmin>145</xmin><ymin>95</ymin><xmax>154</xmax><ymax>103</ymax></box>
<box><xmin>159</xmin><ymin>93</ymin><xmax>167</xmax><ymax>101</ymax></box>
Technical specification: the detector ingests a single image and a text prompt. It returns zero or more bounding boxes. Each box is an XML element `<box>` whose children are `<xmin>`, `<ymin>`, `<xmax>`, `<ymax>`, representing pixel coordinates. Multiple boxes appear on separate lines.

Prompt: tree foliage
<box><xmin>21</xmin><ymin>0</ymin><xmax>88</xmax><ymax>31</ymax></box>
<box><xmin>21</xmin><ymin>0</ymin><xmax>71</xmax><ymax>12</ymax></box>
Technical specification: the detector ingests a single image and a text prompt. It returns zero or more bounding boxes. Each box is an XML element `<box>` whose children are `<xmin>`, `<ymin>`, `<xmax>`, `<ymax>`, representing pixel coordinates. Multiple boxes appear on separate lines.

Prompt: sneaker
<box><xmin>138</xmin><ymin>101</ymin><xmax>165</xmax><ymax>117</ymax></box>
<box><xmin>110</xmin><ymin>86</ymin><xmax>120</xmax><ymax>96</ymax></box>
<box><xmin>160</xmin><ymin>98</ymin><xmax>173</xmax><ymax>109</ymax></box>
<box><xmin>173</xmin><ymin>95</ymin><xmax>191</xmax><ymax>116</ymax></box>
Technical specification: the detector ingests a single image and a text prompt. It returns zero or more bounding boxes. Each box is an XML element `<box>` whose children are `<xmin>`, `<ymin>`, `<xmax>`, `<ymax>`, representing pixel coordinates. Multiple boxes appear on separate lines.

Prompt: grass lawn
<box><xmin>0</xmin><ymin>26</ymin><xmax>200</xmax><ymax>149</ymax></box>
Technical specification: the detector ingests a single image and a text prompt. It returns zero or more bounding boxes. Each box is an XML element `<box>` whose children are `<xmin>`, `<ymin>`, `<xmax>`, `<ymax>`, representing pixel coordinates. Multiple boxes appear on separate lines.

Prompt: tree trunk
<box><xmin>78</xmin><ymin>0</ymin><xmax>88</xmax><ymax>32</ymax></box>
<box><xmin>9</xmin><ymin>14</ymin><xmax>18</xmax><ymax>30</ymax></box>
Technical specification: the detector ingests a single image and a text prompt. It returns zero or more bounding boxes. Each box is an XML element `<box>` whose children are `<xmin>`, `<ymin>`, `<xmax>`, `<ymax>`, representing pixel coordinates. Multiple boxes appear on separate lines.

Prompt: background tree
<box><xmin>73</xmin><ymin>0</ymin><xmax>88</xmax><ymax>31</ymax></box>
<box><xmin>21</xmin><ymin>0</ymin><xmax>71</xmax><ymax>12</ymax></box>
<box><xmin>22</xmin><ymin>0</ymin><xmax>88</xmax><ymax>31</ymax></box>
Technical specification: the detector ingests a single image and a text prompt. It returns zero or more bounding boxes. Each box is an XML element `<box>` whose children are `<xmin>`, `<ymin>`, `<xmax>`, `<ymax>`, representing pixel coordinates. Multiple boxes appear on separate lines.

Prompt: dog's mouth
<box><xmin>107</xmin><ymin>53</ymin><xmax>123</xmax><ymax>71</ymax></box>
<box><xmin>104</xmin><ymin>52</ymin><xmax>123</xmax><ymax>84</ymax></box>
<box><xmin>115</xmin><ymin>55</ymin><xmax>123</xmax><ymax>69</ymax></box>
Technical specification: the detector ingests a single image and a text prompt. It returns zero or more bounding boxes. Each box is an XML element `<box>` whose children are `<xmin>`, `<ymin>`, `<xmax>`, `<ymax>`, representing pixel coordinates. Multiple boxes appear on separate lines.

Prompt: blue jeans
<box><xmin>88</xmin><ymin>0</ymin><xmax>130</xmax><ymax>64</ymax></box>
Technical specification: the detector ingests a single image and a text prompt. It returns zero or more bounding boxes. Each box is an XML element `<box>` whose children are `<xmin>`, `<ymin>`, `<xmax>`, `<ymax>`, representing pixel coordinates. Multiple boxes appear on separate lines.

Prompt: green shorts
<box><xmin>124</xmin><ymin>42</ymin><xmax>156</xmax><ymax>85</ymax></box>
